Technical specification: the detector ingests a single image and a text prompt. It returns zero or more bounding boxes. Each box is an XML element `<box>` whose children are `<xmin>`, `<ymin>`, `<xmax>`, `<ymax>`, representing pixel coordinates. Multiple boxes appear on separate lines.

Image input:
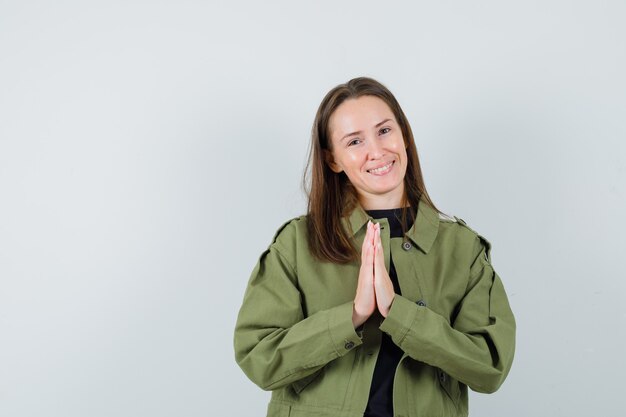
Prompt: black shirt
<box><xmin>363</xmin><ymin>207</ymin><xmax>415</xmax><ymax>417</ymax></box>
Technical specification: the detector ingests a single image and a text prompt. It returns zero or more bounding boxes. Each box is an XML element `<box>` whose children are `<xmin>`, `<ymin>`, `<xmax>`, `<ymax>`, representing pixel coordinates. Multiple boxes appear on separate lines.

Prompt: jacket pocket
<box><xmin>291</xmin><ymin>367</ymin><xmax>324</xmax><ymax>394</ymax></box>
<box><xmin>436</xmin><ymin>368</ymin><xmax>460</xmax><ymax>411</ymax></box>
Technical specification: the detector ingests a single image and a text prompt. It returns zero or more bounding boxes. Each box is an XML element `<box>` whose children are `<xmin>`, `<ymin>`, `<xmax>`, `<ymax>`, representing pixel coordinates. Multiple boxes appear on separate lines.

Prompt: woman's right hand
<box><xmin>352</xmin><ymin>220</ymin><xmax>377</xmax><ymax>328</ymax></box>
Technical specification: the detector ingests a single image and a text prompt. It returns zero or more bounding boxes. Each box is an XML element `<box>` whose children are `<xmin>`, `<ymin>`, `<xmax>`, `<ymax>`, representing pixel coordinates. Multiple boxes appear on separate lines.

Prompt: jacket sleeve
<box><xmin>233</xmin><ymin>226</ymin><xmax>363</xmax><ymax>391</ymax></box>
<box><xmin>379</xmin><ymin>234</ymin><xmax>516</xmax><ymax>393</ymax></box>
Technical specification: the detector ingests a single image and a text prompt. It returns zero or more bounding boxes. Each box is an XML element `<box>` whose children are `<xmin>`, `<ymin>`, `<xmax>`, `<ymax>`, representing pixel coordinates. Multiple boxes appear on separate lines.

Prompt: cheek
<box><xmin>390</xmin><ymin>137</ymin><xmax>404</xmax><ymax>150</ymax></box>
<box><xmin>392</xmin><ymin>138</ymin><xmax>408</xmax><ymax>159</ymax></box>
<box><xmin>346</xmin><ymin>152</ymin><xmax>361</xmax><ymax>164</ymax></box>
<box><xmin>333</xmin><ymin>150</ymin><xmax>361</xmax><ymax>172</ymax></box>
<box><xmin>337</xmin><ymin>149</ymin><xmax>363</xmax><ymax>167</ymax></box>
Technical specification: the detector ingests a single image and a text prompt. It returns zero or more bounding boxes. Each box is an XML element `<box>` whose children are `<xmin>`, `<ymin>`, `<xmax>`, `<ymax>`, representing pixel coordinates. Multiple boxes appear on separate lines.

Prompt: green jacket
<box><xmin>233</xmin><ymin>197</ymin><xmax>516</xmax><ymax>417</ymax></box>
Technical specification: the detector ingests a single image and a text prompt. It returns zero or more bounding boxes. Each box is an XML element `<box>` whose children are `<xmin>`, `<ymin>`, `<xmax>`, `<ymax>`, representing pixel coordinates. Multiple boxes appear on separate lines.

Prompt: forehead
<box><xmin>329</xmin><ymin>95</ymin><xmax>395</xmax><ymax>141</ymax></box>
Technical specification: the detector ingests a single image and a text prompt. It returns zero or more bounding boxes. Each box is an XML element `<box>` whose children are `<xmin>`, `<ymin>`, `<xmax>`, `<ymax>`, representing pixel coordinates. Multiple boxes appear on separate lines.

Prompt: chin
<box><xmin>369</xmin><ymin>178</ymin><xmax>404</xmax><ymax>191</ymax></box>
<box><xmin>369</xmin><ymin>182</ymin><xmax>404</xmax><ymax>195</ymax></box>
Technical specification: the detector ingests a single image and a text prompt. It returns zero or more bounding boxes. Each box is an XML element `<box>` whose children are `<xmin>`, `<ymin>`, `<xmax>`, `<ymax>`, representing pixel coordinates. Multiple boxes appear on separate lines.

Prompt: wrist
<box><xmin>352</xmin><ymin>303</ymin><xmax>368</xmax><ymax>328</ymax></box>
<box><xmin>381</xmin><ymin>293</ymin><xmax>396</xmax><ymax>318</ymax></box>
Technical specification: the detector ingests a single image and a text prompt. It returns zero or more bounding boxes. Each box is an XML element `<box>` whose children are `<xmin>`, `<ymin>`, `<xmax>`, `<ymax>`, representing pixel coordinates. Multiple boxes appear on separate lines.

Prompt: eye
<box><xmin>379</xmin><ymin>127</ymin><xmax>391</xmax><ymax>135</ymax></box>
<box><xmin>348</xmin><ymin>138</ymin><xmax>361</xmax><ymax>146</ymax></box>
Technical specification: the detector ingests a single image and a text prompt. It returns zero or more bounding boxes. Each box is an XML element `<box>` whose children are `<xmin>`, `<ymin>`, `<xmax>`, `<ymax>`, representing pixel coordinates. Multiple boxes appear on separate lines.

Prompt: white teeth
<box><xmin>368</xmin><ymin>161</ymin><xmax>393</xmax><ymax>173</ymax></box>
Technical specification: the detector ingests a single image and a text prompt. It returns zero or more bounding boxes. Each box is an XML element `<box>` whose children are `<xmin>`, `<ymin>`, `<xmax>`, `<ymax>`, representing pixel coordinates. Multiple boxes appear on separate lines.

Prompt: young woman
<box><xmin>233</xmin><ymin>77</ymin><xmax>516</xmax><ymax>417</ymax></box>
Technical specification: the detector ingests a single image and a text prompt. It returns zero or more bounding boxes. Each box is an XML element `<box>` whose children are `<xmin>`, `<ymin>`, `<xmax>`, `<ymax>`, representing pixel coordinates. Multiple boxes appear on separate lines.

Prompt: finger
<box><xmin>374</xmin><ymin>224</ymin><xmax>381</xmax><ymax>256</ymax></box>
<box><xmin>366</xmin><ymin>221</ymin><xmax>373</xmax><ymax>246</ymax></box>
<box><xmin>371</xmin><ymin>223</ymin><xmax>376</xmax><ymax>249</ymax></box>
<box><xmin>361</xmin><ymin>224</ymin><xmax>373</xmax><ymax>268</ymax></box>
<box><xmin>372</xmin><ymin>224</ymin><xmax>377</xmax><ymax>257</ymax></box>
<box><xmin>361</xmin><ymin>221</ymin><xmax>372</xmax><ymax>261</ymax></box>
<box><xmin>366</xmin><ymin>230</ymin><xmax>375</xmax><ymax>268</ymax></box>
<box><xmin>374</xmin><ymin>242</ymin><xmax>383</xmax><ymax>272</ymax></box>
<box><xmin>371</xmin><ymin>223</ymin><xmax>378</xmax><ymax>250</ymax></box>
<box><xmin>374</xmin><ymin>227</ymin><xmax>384</xmax><ymax>269</ymax></box>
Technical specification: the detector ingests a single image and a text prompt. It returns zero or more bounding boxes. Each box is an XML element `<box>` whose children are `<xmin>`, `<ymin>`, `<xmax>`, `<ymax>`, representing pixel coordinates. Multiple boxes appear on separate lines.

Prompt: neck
<box><xmin>357</xmin><ymin>186</ymin><xmax>407</xmax><ymax>210</ymax></box>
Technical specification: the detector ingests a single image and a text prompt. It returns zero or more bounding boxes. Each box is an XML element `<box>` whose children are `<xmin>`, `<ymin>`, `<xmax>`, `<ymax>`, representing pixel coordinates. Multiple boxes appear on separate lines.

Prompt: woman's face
<box><xmin>326</xmin><ymin>95</ymin><xmax>408</xmax><ymax>208</ymax></box>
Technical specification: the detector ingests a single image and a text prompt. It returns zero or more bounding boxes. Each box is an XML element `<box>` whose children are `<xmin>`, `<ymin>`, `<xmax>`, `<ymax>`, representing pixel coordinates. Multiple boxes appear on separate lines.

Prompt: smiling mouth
<box><xmin>367</xmin><ymin>160</ymin><xmax>395</xmax><ymax>175</ymax></box>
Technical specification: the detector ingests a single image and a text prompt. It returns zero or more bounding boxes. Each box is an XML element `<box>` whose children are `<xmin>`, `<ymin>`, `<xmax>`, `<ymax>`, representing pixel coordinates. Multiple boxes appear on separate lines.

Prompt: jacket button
<box><xmin>439</xmin><ymin>370</ymin><xmax>447</xmax><ymax>383</ymax></box>
<box><xmin>454</xmin><ymin>216</ymin><xmax>467</xmax><ymax>226</ymax></box>
<box><xmin>402</xmin><ymin>241</ymin><xmax>412</xmax><ymax>251</ymax></box>
<box><xmin>416</xmin><ymin>300</ymin><xmax>426</xmax><ymax>307</ymax></box>
<box><xmin>344</xmin><ymin>341</ymin><xmax>355</xmax><ymax>350</ymax></box>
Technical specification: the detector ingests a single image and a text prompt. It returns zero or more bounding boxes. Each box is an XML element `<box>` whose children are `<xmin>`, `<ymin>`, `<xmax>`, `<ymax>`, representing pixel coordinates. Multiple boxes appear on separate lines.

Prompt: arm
<box><xmin>379</xmin><ymin>236</ymin><xmax>516</xmax><ymax>393</ymax></box>
<box><xmin>233</xmin><ymin>242</ymin><xmax>363</xmax><ymax>391</ymax></box>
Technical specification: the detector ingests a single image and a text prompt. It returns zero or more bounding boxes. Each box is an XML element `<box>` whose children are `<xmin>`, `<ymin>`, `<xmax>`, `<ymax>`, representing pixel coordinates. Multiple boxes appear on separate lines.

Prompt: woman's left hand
<box><xmin>373</xmin><ymin>223</ymin><xmax>396</xmax><ymax>317</ymax></box>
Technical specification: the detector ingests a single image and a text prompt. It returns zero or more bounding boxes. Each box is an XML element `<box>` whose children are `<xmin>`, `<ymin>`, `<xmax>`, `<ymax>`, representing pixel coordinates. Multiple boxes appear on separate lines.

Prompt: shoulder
<box><xmin>269</xmin><ymin>214</ymin><xmax>307</xmax><ymax>241</ymax></box>
<box><xmin>437</xmin><ymin>213</ymin><xmax>493</xmax><ymax>263</ymax></box>
<box><xmin>267</xmin><ymin>214</ymin><xmax>309</xmax><ymax>253</ymax></box>
<box><xmin>263</xmin><ymin>215</ymin><xmax>309</xmax><ymax>270</ymax></box>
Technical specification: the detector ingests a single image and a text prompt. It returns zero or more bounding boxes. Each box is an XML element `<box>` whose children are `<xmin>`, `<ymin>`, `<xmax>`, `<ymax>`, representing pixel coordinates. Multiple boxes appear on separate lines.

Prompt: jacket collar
<box><xmin>341</xmin><ymin>194</ymin><xmax>440</xmax><ymax>254</ymax></box>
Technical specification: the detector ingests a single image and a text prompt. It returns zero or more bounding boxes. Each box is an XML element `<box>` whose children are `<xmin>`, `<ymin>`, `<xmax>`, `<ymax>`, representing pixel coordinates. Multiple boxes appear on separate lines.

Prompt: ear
<box><xmin>323</xmin><ymin>149</ymin><xmax>342</xmax><ymax>173</ymax></box>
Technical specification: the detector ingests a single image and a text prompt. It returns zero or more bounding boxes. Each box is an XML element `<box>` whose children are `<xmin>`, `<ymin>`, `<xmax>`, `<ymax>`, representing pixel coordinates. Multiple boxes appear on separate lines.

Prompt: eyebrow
<box><xmin>340</xmin><ymin>118</ymin><xmax>393</xmax><ymax>142</ymax></box>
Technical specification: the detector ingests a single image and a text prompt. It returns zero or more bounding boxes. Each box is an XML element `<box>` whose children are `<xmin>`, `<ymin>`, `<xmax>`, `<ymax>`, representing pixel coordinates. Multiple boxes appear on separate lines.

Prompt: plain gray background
<box><xmin>1</xmin><ymin>1</ymin><xmax>625</xmax><ymax>416</ymax></box>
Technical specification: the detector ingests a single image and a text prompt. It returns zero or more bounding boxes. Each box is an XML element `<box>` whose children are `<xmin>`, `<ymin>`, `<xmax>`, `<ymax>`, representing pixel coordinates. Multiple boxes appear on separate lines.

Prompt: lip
<box><xmin>366</xmin><ymin>160</ymin><xmax>395</xmax><ymax>173</ymax></box>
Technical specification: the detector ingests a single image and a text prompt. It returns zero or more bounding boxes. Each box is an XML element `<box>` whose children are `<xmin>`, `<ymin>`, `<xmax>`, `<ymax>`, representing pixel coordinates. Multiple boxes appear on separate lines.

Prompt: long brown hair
<box><xmin>302</xmin><ymin>76</ymin><xmax>446</xmax><ymax>264</ymax></box>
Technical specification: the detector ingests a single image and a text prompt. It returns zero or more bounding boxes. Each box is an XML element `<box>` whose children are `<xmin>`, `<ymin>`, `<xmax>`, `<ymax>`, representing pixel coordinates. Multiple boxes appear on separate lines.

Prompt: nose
<box><xmin>366</xmin><ymin>135</ymin><xmax>384</xmax><ymax>160</ymax></box>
